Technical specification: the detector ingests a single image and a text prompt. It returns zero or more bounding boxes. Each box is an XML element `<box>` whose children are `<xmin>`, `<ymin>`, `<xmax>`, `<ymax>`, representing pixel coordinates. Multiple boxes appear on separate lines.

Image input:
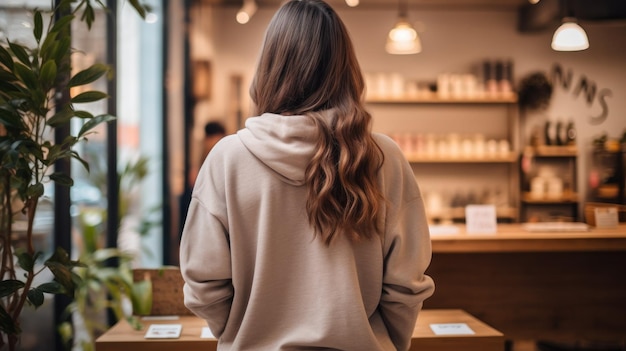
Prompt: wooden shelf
<box><xmin>406</xmin><ymin>152</ymin><xmax>518</xmax><ymax>163</ymax></box>
<box><xmin>366</xmin><ymin>93</ymin><xmax>517</xmax><ymax>104</ymax></box>
<box><xmin>429</xmin><ymin>207</ymin><xmax>518</xmax><ymax>220</ymax></box>
<box><xmin>521</xmin><ymin>192</ymin><xmax>579</xmax><ymax>204</ymax></box>
<box><xmin>525</xmin><ymin>145</ymin><xmax>577</xmax><ymax>157</ymax></box>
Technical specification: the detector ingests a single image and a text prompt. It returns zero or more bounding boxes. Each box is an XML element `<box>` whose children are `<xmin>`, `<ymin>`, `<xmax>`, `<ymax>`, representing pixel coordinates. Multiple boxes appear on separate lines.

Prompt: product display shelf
<box><xmin>590</xmin><ymin>148</ymin><xmax>625</xmax><ymax>204</ymax></box>
<box><xmin>366</xmin><ymin>93</ymin><xmax>518</xmax><ymax>104</ymax></box>
<box><xmin>519</xmin><ymin>145</ymin><xmax>579</xmax><ymax>222</ymax></box>
<box><xmin>405</xmin><ymin>152</ymin><xmax>518</xmax><ymax>163</ymax></box>
<box><xmin>521</xmin><ymin>191</ymin><xmax>579</xmax><ymax>204</ymax></box>
<box><xmin>368</xmin><ymin>93</ymin><xmax>520</xmax><ymax>223</ymax></box>
<box><xmin>433</xmin><ymin>206</ymin><xmax>518</xmax><ymax>222</ymax></box>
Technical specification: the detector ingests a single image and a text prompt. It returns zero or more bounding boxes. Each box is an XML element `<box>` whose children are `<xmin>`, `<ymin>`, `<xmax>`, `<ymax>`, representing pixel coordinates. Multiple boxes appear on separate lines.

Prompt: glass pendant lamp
<box><xmin>551</xmin><ymin>0</ymin><xmax>589</xmax><ymax>51</ymax></box>
<box><xmin>386</xmin><ymin>0</ymin><xmax>421</xmax><ymax>54</ymax></box>
<box><xmin>551</xmin><ymin>18</ymin><xmax>589</xmax><ymax>51</ymax></box>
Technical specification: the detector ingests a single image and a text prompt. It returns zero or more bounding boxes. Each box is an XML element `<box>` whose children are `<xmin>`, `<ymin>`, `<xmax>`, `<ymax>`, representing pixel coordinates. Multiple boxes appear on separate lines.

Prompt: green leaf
<box><xmin>8</xmin><ymin>41</ymin><xmax>30</xmax><ymax>66</ymax></box>
<box><xmin>37</xmin><ymin>281</ymin><xmax>66</xmax><ymax>295</ymax></box>
<box><xmin>0</xmin><ymin>107</ymin><xmax>23</xmax><ymax>129</ymax></box>
<box><xmin>0</xmin><ymin>280</ymin><xmax>25</xmax><ymax>298</ymax></box>
<box><xmin>26</xmin><ymin>183</ymin><xmax>45</xmax><ymax>198</ymax></box>
<box><xmin>78</xmin><ymin>114</ymin><xmax>116</xmax><ymax>138</ymax></box>
<box><xmin>49</xmin><ymin>172</ymin><xmax>74</xmax><ymax>187</ymax></box>
<box><xmin>81</xmin><ymin>4</ymin><xmax>96</xmax><ymax>30</ymax></box>
<box><xmin>0</xmin><ymin>45</ymin><xmax>14</xmax><ymax>71</ymax></box>
<box><xmin>57</xmin><ymin>321</ymin><xmax>73</xmax><ymax>347</ymax></box>
<box><xmin>45</xmin><ymin>262</ymin><xmax>75</xmax><ymax>296</ymax></box>
<box><xmin>68</xmin><ymin>64</ymin><xmax>109</xmax><ymax>87</ymax></box>
<box><xmin>0</xmin><ymin>67</ymin><xmax>18</xmax><ymax>81</ymax></box>
<box><xmin>50</xmin><ymin>14</ymin><xmax>74</xmax><ymax>34</ymax></box>
<box><xmin>39</xmin><ymin>60</ymin><xmax>57</xmax><ymax>90</ymax></box>
<box><xmin>71</xmin><ymin>91</ymin><xmax>108</xmax><ymax>104</ymax></box>
<box><xmin>131</xmin><ymin>279</ymin><xmax>153</xmax><ymax>315</ymax></box>
<box><xmin>46</xmin><ymin>108</ymin><xmax>74</xmax><ymax>127</ymax></box>
<box><xmin>92</xmin><ymin>248</ymin><xmax>126</xmax><ymax>263</ymax></box>
<box><xmin>39</xmin><ymin>31</ymin><xmax>58</xmax><ymax>62</ymax></box>
<box><xmin>53</xmin><ymin>37</ymin><xmax>71</xmax><ymax>65</ymax></box>
<box><xmin>72</xmin><ymin>152</ymin><xmax>90</xmax><ymax>172</ymax></box>
<box><xmin>27</xmin><ymin>288</ymin><xmax>45</xmax><ymax>308</ymax></box>
<box><xmin>0</xmin><ymin>306</ymin><xmax>20</xmax><ymax>334</ymax></box>
<box><xmin>127</xmin><ymin>317</ymin><xmax>144</xmax><ymax>331</ymax></box>
<box><xmin>45</xmin><ymin>248</ymin><xmax>81</xmax><ymax>297</ymax></box>
<box><xmin>13</xmin><ymin>63</ymin><xmax>38</xmax><ymax>91</ymax></box>
<box><xmin>128</xmin><ymin>0</ymin><xmax>148</xmax><ymax>19</ymax></box>
<box><xmin>44</xmin><ymin>143</ymin><xmax>62</xmax><ymax>166</ymax></box>
<box><xmin>46</xmin><ymin>247</ymin><xmax>75</xmax><ymax>266</ymax></box>
<box><xmin>16</xmin><ymin>250</ymin><xmax>35</xmax><ymax>272</ymax></box>
<box><xmin>34</xmin><ymin>11</ymin><xmax>43</xmax><ymax>43</ymax></box>
<box><xmin>74</xmin><ymin>110</ymin><xmax>94</xmax><ymax>119</ymax></box>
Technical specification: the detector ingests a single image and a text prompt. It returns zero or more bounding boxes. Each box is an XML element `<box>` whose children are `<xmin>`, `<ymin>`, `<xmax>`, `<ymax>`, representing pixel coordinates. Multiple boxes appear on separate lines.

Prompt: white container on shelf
<box><xmin>531</xmin><ymin>177</ymin><xmax>546</xmax><ymax>199</ymax></box>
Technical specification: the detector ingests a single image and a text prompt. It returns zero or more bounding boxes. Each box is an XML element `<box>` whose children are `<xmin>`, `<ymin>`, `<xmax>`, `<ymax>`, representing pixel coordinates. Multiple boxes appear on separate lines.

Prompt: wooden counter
<box><xmin>96</xmin><ymin>309</ymin><xmax>504</xmax><ymax>351</ymax></box>
<box><xmin>426</xmin><ymin>224</ymin><xmax>626</xmax><ymax>346</ymax></box>
<box><xmin>430</xmin><ymin>223</ymin><xmax>626</xmax><ymax>253</ymax></box>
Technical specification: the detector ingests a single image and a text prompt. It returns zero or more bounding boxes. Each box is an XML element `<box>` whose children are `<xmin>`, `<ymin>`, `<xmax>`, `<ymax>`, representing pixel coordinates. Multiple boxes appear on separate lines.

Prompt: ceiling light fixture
<box><xmin>345</xmin><ymin>0</ymin><xmax>359</xmax><ymax>7</ymax></box>
<box><xmin>236</xmin><ymin>0</ymin><xmax>257</xmax><ymax>24</ymax></box>
<box><xmin>551</xmin><ymin>18</ymin><xmax>589</xmax><ymax>51</ymax></box>
<box><xmin>386</xmin><ymin>0</ymin><xmax>421</xmax><ymax>54</ymax></box>
<box><xmin>551</xmin><ymin>0</ymin><xmax>588</xmax><ymax>51</ymax></box>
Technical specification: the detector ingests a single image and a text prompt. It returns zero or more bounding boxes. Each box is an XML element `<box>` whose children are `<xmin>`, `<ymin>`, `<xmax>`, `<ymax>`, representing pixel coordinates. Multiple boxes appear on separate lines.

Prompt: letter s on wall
<box><xmin>589</xmin><ymin>88</ymin><xmax>612</xmax><ymax>125</ymax></box>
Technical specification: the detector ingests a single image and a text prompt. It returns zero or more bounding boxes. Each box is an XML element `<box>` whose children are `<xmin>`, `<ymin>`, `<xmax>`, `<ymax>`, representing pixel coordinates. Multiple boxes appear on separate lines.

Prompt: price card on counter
<box><xmin>430</xmin><ymin>323</ymin><xmax>475</xmax><ymax>335</ymax></box>
<box><xmin>465</xmin><ymin>204</ymin><xmax>497</xmax><ymax>234</ymax></box>
<box><xmin>595</xmin><ymin>207</ymin><xmax>619</xmax><ymax>228</ymax></box>
<box><xmin>144</xmin><ymin>324</ymin><xmax>182</xmax><ymax>339</ymax></box>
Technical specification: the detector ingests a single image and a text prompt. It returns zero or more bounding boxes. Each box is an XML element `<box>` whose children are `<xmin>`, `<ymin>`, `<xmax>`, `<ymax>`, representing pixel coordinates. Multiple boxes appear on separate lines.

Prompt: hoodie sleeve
<box><xmin>375</xmin><ymin>134</ymin><xmax>435</xmax><ymax>351</ymax></box>
<box><xmin>179</xmin><ymin>144</ymin><xmax>233</xmax><ymax>338</ymax></box>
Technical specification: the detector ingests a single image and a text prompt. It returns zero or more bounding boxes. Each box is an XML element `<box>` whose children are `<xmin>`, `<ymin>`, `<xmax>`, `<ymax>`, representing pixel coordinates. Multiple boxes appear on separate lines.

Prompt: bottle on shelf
<box><xmin>566</xmin><ymin>120</ymin><xmax>577</xmax><ymax>145</ymax></box>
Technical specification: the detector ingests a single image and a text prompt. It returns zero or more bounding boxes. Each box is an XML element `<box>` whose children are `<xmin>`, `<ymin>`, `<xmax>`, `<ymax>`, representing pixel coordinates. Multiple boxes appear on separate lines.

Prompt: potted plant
<box><xmin>0</xmin><ymin>1</ymin><xmax>148</xmax><ymax>350</ymax></box>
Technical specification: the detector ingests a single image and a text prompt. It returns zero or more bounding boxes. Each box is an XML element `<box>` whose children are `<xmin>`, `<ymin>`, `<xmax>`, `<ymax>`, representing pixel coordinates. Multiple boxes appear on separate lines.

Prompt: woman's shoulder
<box><xmin>209</xmin><ymin>134</ymin><xmax>244</xmax><ymax>156</ymax></box>
<box><xmin>372</xmin><ymin>132</ymin><xmax>404</xmax><ymax>161</ymax></box>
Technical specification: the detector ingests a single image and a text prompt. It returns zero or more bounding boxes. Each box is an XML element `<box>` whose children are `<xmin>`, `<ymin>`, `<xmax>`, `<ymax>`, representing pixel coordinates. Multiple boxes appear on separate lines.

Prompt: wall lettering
<box><xmin>551</xmin><ymin>63</ymin><xmax>612</xmax><ymax>125</ymax></box>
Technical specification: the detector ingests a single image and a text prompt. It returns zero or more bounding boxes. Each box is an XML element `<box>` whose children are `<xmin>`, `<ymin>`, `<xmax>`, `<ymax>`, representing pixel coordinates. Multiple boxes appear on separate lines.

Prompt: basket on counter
<box><xmin>584</xmin><ymin>202</ymin><xmax>626</xmax><ymax>227</ymax></box>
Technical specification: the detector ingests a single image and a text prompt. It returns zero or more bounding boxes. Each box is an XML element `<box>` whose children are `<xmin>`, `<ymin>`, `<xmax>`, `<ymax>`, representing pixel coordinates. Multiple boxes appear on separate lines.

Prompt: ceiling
<box><xmin>207</xmin><ymin>0</ymin><xmax>530</xmax><ymax>10</ymax></box>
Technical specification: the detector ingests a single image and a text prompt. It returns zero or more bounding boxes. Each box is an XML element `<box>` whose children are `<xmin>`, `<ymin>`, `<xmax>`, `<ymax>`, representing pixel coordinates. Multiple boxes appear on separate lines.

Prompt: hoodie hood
<box><xmin>237</xmin><ymin>113</ymin><xmax>319</xmax><ymax>186</ymax></box>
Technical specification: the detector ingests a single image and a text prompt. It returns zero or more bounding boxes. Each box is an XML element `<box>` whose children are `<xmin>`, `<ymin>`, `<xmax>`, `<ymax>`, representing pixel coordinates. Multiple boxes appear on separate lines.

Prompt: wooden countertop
<box><xmin>96</xmin><ymin>309</ymin><xmax>503</xmax><ymax>351</ymax></box>
<box><xmin>430</xmin><ymin>223</ymin><xmax>626</xmax><ymax>253</ymax></box>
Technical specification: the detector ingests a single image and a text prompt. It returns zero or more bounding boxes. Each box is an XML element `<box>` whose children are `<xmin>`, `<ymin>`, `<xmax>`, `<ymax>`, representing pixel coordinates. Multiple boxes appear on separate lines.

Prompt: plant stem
<box><xmin>10</xmin><ymin>198</ymin><xmax>38</xmax><ymax>321</ymax></box>
<box><xmin>0</xmin><ymin>173</ymin><xmax>15</xmax><ymax>282</ymax></box>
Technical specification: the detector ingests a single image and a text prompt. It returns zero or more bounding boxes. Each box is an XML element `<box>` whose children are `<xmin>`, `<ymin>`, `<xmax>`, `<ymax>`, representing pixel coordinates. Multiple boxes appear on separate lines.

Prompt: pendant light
<box><xmin>236</xmin><ymin>0</ymin><xmax>257</xmax><ymax>24</ymax></box>
<box><xmin>551</xmin><ymin>18</ymin><xmax>589</xmax><ymax>51</ymax></box>
<box><xmin>551</xmin><ymin>1</ymin><xmax>588</xmax><ymax>51</ymax></box>
<box><xmin>386</xmin><ymin>0</ymin><xmax>421</xmax><ymax>55</ymax></box>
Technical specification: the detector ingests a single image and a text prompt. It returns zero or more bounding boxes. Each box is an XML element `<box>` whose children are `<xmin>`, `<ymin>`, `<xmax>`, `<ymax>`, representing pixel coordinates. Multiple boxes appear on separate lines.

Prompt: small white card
<box><xmin>201</xmin><ymin>327</ymin><xmax>216</xmax><ymax>339</ymax></box>
<box><xmin>594</xmin><ymin>207</ymin><xmax>619</xmax><ymax>228</ymax></box>
<box><xmin>144</xmin><ymin>324</ymin><xmax>182</xmax><ymax>339</ymax></box>
<box><xmin>430</xmin><ymin>323</ymin><xmax>475</xmax><ymax>335</ymax></box>
<box><xmin>465</xmin><ymin>205</ymin><xmax>497</xmax><ymax>234</ymax></box>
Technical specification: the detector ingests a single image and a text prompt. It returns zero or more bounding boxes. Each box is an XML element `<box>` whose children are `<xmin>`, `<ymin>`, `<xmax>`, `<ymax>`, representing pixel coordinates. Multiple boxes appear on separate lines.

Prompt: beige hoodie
<box><xmin>180</xmin><ymin>113</ymin><xmax>434</xmax><ymax>351</ymax></box>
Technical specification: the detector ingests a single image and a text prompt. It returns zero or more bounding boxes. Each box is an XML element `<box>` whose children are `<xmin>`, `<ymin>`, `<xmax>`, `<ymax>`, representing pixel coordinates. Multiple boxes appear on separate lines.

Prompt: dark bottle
<box><xmin>556</xmin><ymin>121</ymin><xmax>565</xmax><ymax>146</ymax></box>
<box><xmin>544</xmin><ymin>121</ymin><xmax>554</xmax><ymax>146</ymax></box>
<box><xmin>566</xmin><ymin>120</ymin><xmax>577</xmax><ymax>145</ymax></box>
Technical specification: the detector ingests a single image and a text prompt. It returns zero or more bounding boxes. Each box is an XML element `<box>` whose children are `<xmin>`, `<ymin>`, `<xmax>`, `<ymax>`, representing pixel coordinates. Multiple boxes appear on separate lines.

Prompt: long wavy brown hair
<box><xmin>250</xmin><ymin>0</ymin><xmax>385</xmax><ymax>245</ymax></box>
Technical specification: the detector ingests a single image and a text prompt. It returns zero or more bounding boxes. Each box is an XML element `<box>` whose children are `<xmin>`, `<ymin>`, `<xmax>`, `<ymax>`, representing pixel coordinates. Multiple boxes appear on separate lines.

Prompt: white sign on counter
<box><xmin>465</xmin><ymin>204</ymin><xmax>497</xmax><ymax>234</ymax></box>
<box><xmin>430</xmin><ymin>323</ymin><xmax>475</xmax><ymax>335</ymax></box>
